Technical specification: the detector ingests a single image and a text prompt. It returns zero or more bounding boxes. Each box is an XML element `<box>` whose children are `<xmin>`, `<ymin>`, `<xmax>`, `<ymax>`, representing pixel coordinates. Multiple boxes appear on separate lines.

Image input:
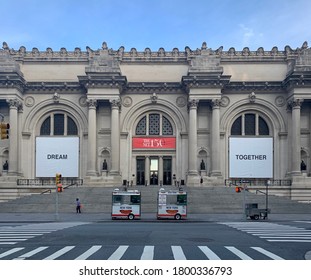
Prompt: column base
<box><xmin>86</xmin><ymin>170</ymin><xmax>98</xmax><ymax>176</ymax></box>
<box><xmin>187</xmin><ymin>174</ymin><xmax>201</xmax><ymax>186</ymax></box>
<box><xmin>291</xmin><ymin>171</ymin><xmax>302</xmax><ymax>177</ymax></box>
<box><xmin>210</xmin><ymin>170</ymin><xmax>222</xmax><ymax>177</ymax></box>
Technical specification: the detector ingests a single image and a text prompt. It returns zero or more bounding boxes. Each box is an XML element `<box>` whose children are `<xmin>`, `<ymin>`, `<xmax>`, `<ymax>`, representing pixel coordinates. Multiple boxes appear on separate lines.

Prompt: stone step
<box><xmin>1</xmin><ymin>185</ymin><xmax>311</xmax><ymax>214</ymax></box>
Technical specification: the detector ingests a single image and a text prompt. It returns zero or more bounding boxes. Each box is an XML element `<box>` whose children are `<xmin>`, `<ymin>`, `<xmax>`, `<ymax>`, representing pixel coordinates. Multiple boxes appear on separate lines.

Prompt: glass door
<box><xmin>163</xmin><ymin>157</ymin><xmax>172</xmax><ymax>185</ymax></box>
<box><xmin>150</xmin><ymin>158</ymin><xmax>158</xmax><ymax>185</ymax></box>
<box><xmin>136</xmin><ymin>158</ymin><xmax>145</xmax><ymax>185</ymax></box>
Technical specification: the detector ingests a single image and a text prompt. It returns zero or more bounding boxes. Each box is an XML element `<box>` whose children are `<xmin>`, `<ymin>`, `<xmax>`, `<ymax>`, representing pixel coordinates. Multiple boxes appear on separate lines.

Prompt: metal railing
<box><xmin>225</xmin><ymin>179</ymin><xmax>292</xmax><ymax>187</ymax></box>
<box><xmin>17</xmin><ymin>178</ymin><xmax>83</xmax><ymax>186</ymax></box>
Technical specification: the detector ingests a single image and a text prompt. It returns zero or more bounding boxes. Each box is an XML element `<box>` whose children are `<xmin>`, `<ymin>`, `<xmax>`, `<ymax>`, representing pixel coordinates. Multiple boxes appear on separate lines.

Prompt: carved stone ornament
<box><xmin>249</xmin><ymin>92</ymin><xmax>256</xmax><ymax>103</ymax></box>
<box><xmin>176</xmin><ymin>96</ymin><xmax>187</xmax><ymax>107</ymax></box>
<box><xmin>79</xmin><ymin>96</ymin><xmax>87</xmax><ymax>107</ymax></box>
<box><xmin>288</xmin><ymin>98</ymin><xmax>304</xmax><ymax>109</ymax></box>
<box><xmin>53</xmin><ymin>92</ymin><xmax>60</xmax><ymax>103</ymax></box>
<box><xmin>86</xmin><ymin>98</ymin><xmax>98</xmax><ymax>108</ymax></box>
<box><xmin>188</xmin><ymin>99</ymin><xmax>199</xmax><ymax>108</ymax></box>
<box><xmin>110</xmin><ymin>98</ymin><xmax>121</xmax><ymax>109</ymax></box>
<box><xmin>211</xmin><ymin>99</ymin><xmax>221</xmax><ymax>108</ymax></box>
<box><xmin>150</xmin><ymin>92</ymin><xmax>158</xmax><ymax>103</ymax></box>
<box><xmin>6</xmin><ymin>98</ymin><xmax>22</xmax><ymax>109</ymax></box>
<box><xmin>122</xmin><ymin>96</ymin><xmax>133</xmax><ymax>107</ymax></box>
<box><xmin>25</xmin><ymin>96</ymin><xmax>35</xmax><ymax>107</ymax></box>
<box><xmin>220</xmin><ymin>96</ymin><xmax>230</xmax><ymax>107</ymax></box>
<box><xmin>275</xmin><ymin>96</ymin><xmax>286</xmax><ymax>107</ymax></box>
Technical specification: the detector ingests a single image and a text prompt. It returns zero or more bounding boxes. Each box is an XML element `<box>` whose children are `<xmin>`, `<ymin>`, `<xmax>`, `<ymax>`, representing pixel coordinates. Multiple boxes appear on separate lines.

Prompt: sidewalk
<box><xmin>0</xmin><ymin>212</ymin><xmax>310</xmax><ymax>223</ymax></box>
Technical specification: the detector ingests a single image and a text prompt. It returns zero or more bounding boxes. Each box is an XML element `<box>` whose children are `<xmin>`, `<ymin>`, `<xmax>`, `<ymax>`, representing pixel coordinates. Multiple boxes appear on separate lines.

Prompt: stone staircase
<box><xmin>1</xmin><ymin>185</ymin><xmax>311</xmax><ymax>214</ymax></box>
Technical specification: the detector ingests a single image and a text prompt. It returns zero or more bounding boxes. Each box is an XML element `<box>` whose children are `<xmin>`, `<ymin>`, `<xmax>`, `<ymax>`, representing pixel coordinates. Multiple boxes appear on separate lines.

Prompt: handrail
<box><xmin>17</xmin><ymin>178</ymin><xmax>83</xmax><ymax>186</ymax></box>
<box><xmin>225</xmin><ymin>179</ymin><xmax>292</xmax><ymax>186</ymax></box>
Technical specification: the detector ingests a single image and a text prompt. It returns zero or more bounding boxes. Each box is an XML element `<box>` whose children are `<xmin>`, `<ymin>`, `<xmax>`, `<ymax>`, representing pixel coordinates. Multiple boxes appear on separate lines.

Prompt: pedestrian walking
<box><xmin>76</xmin><ymin>198</ymin><xmax>81</xmax><ymax>213</ymax></box>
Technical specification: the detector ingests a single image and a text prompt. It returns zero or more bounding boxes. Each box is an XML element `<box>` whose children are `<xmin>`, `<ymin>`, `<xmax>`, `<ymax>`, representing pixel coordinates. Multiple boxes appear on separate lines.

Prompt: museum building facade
<box><xmin>1</xmin><ymin>41</ymin><xmax>311</xmax><ymax>194</ymax></box>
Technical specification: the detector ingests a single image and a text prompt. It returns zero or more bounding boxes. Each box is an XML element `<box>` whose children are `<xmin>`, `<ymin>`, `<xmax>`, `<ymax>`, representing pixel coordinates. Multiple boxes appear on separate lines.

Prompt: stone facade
<box><xmin>1</xmin><ymin>41</ymin><xmax>311</xmax><ymax>192</ymax></box>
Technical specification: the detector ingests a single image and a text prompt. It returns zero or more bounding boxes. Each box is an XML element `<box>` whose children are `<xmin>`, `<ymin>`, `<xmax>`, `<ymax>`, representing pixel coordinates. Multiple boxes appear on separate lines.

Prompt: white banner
<box><xmin>229</xmin><ymin>137</ymin><xmax>273</xmax><ymax>178</ymax></box>
<box><xmin>36</xmin><ymin>137</ymin><xmax>79</xmax><ymax>177</ymax></box>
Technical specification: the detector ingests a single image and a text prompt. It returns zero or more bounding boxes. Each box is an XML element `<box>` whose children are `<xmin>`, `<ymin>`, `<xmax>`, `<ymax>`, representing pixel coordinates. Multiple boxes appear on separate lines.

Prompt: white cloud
<box><xmin>239</xmin><ymin>24</ymin><xmax>255</xmax><ymax>47</ymax></box>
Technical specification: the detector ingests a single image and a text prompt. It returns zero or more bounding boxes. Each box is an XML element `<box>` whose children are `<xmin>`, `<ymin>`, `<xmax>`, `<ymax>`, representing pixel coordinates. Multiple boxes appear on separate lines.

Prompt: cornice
<box><xmin>2</xmin><ymin>41</ymin><xmax>308</xmax><ymax>64</ymax></box>
<box><xmin>182</xmin><ymin>75</ymin><xmax>231</xmax><ymax>90</ymax></box>
<box><xmin>283</xmin><ymin>70</ymin><xmax>311</xmax><ymax>91</ymax></box>
<box><xmin>124</xmin><ymin>82</ymin><xmax>184</xmax><ymax>94</ymax></box>
<box><xmin>224</xmin><ymin>81</ymin><xmax>285</xmax><ymax>93</ymax></box>
<box><xmin>78</xmin><ymin>74</ymin><xmax>127</xmax><ymax>92</ymax></box>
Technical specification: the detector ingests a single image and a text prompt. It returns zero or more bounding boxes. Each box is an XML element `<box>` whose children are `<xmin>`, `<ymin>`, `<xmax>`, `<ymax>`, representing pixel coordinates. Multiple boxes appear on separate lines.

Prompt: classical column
<box><xmin>18</xmin><ymin>102</ymin><xmax>23</xmax><ymax>176</ymax></box>
<box><xmin>211</xmin><ymin>99</ymin><xmax>222</xmax><ymax>177</ymax></box>
<box><xmin>159</xmin><ymin>156</ymin><xmax>163</xmax><ymax>185</ymax></box>
<box><xmin>110</xmin><ymin>99</ymin><xmax>121</xmax><ymax>175</ymax></box>
<box><xmin>188</xmin><ymin>99</ymin><xmax>199</xmax><ymax>175</ymax></box>
<box><xmin>86</xmin><ymin>99</ymin><xmax>98</xmax><ymax>176</ymax></box>
<box><xmin>291</xmin><ymin>99</ymin><xmax>303</xmax><ymax>176</ymax></box>
<box><xmin>145</xmin><ymin>156</ymin><xmax>150</xmax><ymax>186</ymax></box>
<box><xmin>7</xmin><ymin>99</ymin><xmax>20</xmax><ymax>175</ymax></box>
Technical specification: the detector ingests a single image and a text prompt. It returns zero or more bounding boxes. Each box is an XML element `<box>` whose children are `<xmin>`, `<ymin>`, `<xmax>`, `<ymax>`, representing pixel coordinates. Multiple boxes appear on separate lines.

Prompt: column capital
<box><xmin>86</xmin><ymin>98</ymin><xmax>97</xmax><ymax>109</ymax></box>
<box><xmin>211</xmin><ymin>98</ymin><xmax>221</xmax><ymax>109</ymax></box>
<box><xmin>110</xmin><ymin>98</ymin><xmax>121</xmax><ymax>109</ymax></box>
<box><xmin>288</xmin><ymin>98</ymin><xmax>304</xmax><ymax>109</ymax></box>
<box><xmin>6</xmin><ymin>98</ymin><xmax>22</xmax><ymax>109</ymax></box>
<box><xmin>188</xmin><ymin>98</ymin><xmax>199</xmax><ymax>109</ymax></box>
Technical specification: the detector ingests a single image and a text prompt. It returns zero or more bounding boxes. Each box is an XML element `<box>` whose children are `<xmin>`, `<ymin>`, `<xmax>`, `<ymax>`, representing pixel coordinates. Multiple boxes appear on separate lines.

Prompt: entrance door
<box><xmin>136</xmin><ymin>158</ymin><xmax>145</xmax><ymax>185</ymax></box>
<box><xmin>150</xmin><ymin>158</ymin><xmax>158</xmax><ymax>185</ymax></box>
<box><xmin>163</xmin><ymin>157</ymin><xmax>172</xmax><ymax>185</ymax></box>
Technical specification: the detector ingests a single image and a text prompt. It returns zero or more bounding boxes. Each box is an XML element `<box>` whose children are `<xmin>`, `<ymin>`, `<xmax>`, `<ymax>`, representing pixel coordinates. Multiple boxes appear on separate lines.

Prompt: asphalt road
<box><xmin>1</xmin><ymin>220</ymin><xmax>311</xmax><ymax>260</ymax></box>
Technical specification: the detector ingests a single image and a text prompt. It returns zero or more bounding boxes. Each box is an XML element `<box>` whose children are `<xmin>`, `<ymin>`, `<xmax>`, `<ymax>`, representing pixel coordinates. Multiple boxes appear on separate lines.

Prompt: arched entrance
<box><xmin>133</xmin><ymin>112</ymin><xmax>176</xmax><ymax>186</ymax></box>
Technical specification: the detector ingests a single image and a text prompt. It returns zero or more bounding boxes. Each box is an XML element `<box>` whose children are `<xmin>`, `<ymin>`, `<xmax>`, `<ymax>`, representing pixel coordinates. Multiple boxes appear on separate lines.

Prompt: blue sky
<box><xmin>1</xmin><ymin>0</ymin><xmax>310</xmax><ymax>52</ymax></box>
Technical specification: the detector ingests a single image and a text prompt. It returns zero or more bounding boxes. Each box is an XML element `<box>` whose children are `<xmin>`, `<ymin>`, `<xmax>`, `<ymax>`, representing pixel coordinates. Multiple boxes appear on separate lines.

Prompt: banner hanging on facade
<box><xmin>132</xmin><ymin>137</ymin><xmax>176</xmax><ymax>149</ymax></box>
<box><xmin>229</xmin><ymin>137</ymin><xmax>273</xmax><ymax>178</ymax></box>
<box><xmin>36</xmin><ymin>137</ymin><xmax>79</xmax><ymax>177</ymax></box>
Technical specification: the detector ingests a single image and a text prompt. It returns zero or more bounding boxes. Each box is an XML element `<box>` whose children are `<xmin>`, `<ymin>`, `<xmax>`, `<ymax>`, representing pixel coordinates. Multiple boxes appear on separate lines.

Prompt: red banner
<box><xmin>132</xmin><ymin>137</ymin><xmax>176</xmax><ymax>149</ymax></box>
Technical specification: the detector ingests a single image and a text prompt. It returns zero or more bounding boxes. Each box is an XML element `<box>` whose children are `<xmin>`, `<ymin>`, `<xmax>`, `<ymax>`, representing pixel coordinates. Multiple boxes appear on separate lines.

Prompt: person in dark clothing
<box><xmin>76</xmin><ymin>198</ymin><xmax>81</xmax><ymax>213</ymax></box>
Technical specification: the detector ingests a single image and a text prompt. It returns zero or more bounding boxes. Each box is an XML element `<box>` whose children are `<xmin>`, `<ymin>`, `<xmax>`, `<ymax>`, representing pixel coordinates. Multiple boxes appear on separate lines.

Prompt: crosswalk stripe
<box><xmin>220</xmin><ymin>222</ymin><xmax>311</xmax><ymax>243</ymax></box>
<box><xmin>108</xmin><ymin>246</ymin><xmax>129</xmax><ymax>260</ymax></box>
<box><xmin>140</xmin><ymin>246</ymin><xmax>154</xmax><ymax>260</ymax></box>
<box><xmin>171</xmin><ymin>246</ymin><xmax>186</xmax><ymax>260</ymax></box>
<box><xmin>0</xmin><ymin>245</ymin><xmax>285</xmax><ymax>260</ymax></box>
<box><xmin>268</xmin><ymin>239</ymin><xmax>311</xmax><ymax>242</ymax></box>
<box><xmin>251</xmin><ymin>247</ymin><xmax>284</xmax><ymax>260</ymax></box>
<box><xmin>75</xmin><ymin>245</ymin><xmax>102</xmax><ymax>260</ymax></box>
<box><xmin>225</xmin><ymin>246</ymin><xmax>253</xmax><ymax>260</ymax></box>
<box><xmin>198</xmin><ymin>246</ymin><xmax>221</xmax><ymax>260</ymax></box>
<box><xmin>43</xmin><ymin>246</ymin><xmax>75</xmax><ymax>260</ymax></box>
<box><xmin>14</xmin><ymin>247</ymin><xmax>49</xmax><ymax>260</ymax></box>
<box><xmin>0</xmin><ymin>247</ymin><xmax>24</xmax><ymax>259</ymax></box>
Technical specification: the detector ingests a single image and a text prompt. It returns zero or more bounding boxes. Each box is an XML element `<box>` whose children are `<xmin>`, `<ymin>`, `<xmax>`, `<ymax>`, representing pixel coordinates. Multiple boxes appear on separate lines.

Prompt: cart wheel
<box><xmin>174</xmin><ymin>213</ymin><xmax>181</xmax><ymax>220</ymax></box>
<box><xmin>128</xmin><ymin>213</ymin><xmax>135</xmax><ymax>220</ymax></box>
<box><xmin>253</xmin><ymin>215</ymin><xmax>259</xmax><ymax>220</ymax></box>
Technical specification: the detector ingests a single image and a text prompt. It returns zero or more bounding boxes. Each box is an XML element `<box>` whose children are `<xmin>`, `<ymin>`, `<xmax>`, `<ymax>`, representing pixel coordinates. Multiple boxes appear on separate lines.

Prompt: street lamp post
<box><xmin>266</xmin><ymin>179</ymin><xmax>270</xmax><ymax>219</ymax></box>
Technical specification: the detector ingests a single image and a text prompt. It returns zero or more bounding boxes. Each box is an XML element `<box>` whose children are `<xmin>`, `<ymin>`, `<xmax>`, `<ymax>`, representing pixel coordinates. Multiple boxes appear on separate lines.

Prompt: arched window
<box><xmin>231</xmin><ymin>113</ymin><xmax>269</xmax><ymax>136</ymax></box>
<box><xmin>135</xmin><ymin>113</ymin><xmax>173</xmax><ymax>136</ymax></box>
<box><xmin>40</xmin><ymin>113</ymin><xmax>78</xmax><ymax>136</ymax></box>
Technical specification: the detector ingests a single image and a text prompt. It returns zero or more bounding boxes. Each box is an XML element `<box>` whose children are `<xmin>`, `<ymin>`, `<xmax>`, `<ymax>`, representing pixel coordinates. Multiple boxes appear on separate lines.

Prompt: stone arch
<box><xmin>220</xmin><ymin>97</ymin><xmax>287</xmax><ymax>179</ymax></box>
<box><xmin>221</xmin><ymin>98</ymin><xmax>286</xmax><ymax>136</ymax></box>
<box><xmin>122</xmin><ymin>99</ymin><xmax>187</xmax><ymax>134</ymax></box>
<box><xmin>98</xmin><ymin>147</ymin><xmax>111</xmax><ymax>172</ymax></box>
<box><xmin>23</xmin><ymin>98</ymin><xmax>88</xmax><ymax>135</ymax></box>
<box><xmin>197</xmin><ymin>147</ymin><xmax>210</xmax><ymax>174</ymax></box>
<box><xmin>22</xmin><ymin>98</ymin><xmax>88</xmax><ymax>178</ymax></box>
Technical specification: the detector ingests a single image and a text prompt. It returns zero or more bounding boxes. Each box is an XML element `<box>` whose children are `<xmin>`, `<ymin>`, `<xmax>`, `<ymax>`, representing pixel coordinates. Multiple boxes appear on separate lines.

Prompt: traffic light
<box><xmin>56</xmin><ymin>173</ymin><xmax>63</xmax><ymax>192</ymax></box>
<box><xmin>0</xmin><ymin>123</ymin><xmax>10</xmax><ymax>139</ymax></box>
